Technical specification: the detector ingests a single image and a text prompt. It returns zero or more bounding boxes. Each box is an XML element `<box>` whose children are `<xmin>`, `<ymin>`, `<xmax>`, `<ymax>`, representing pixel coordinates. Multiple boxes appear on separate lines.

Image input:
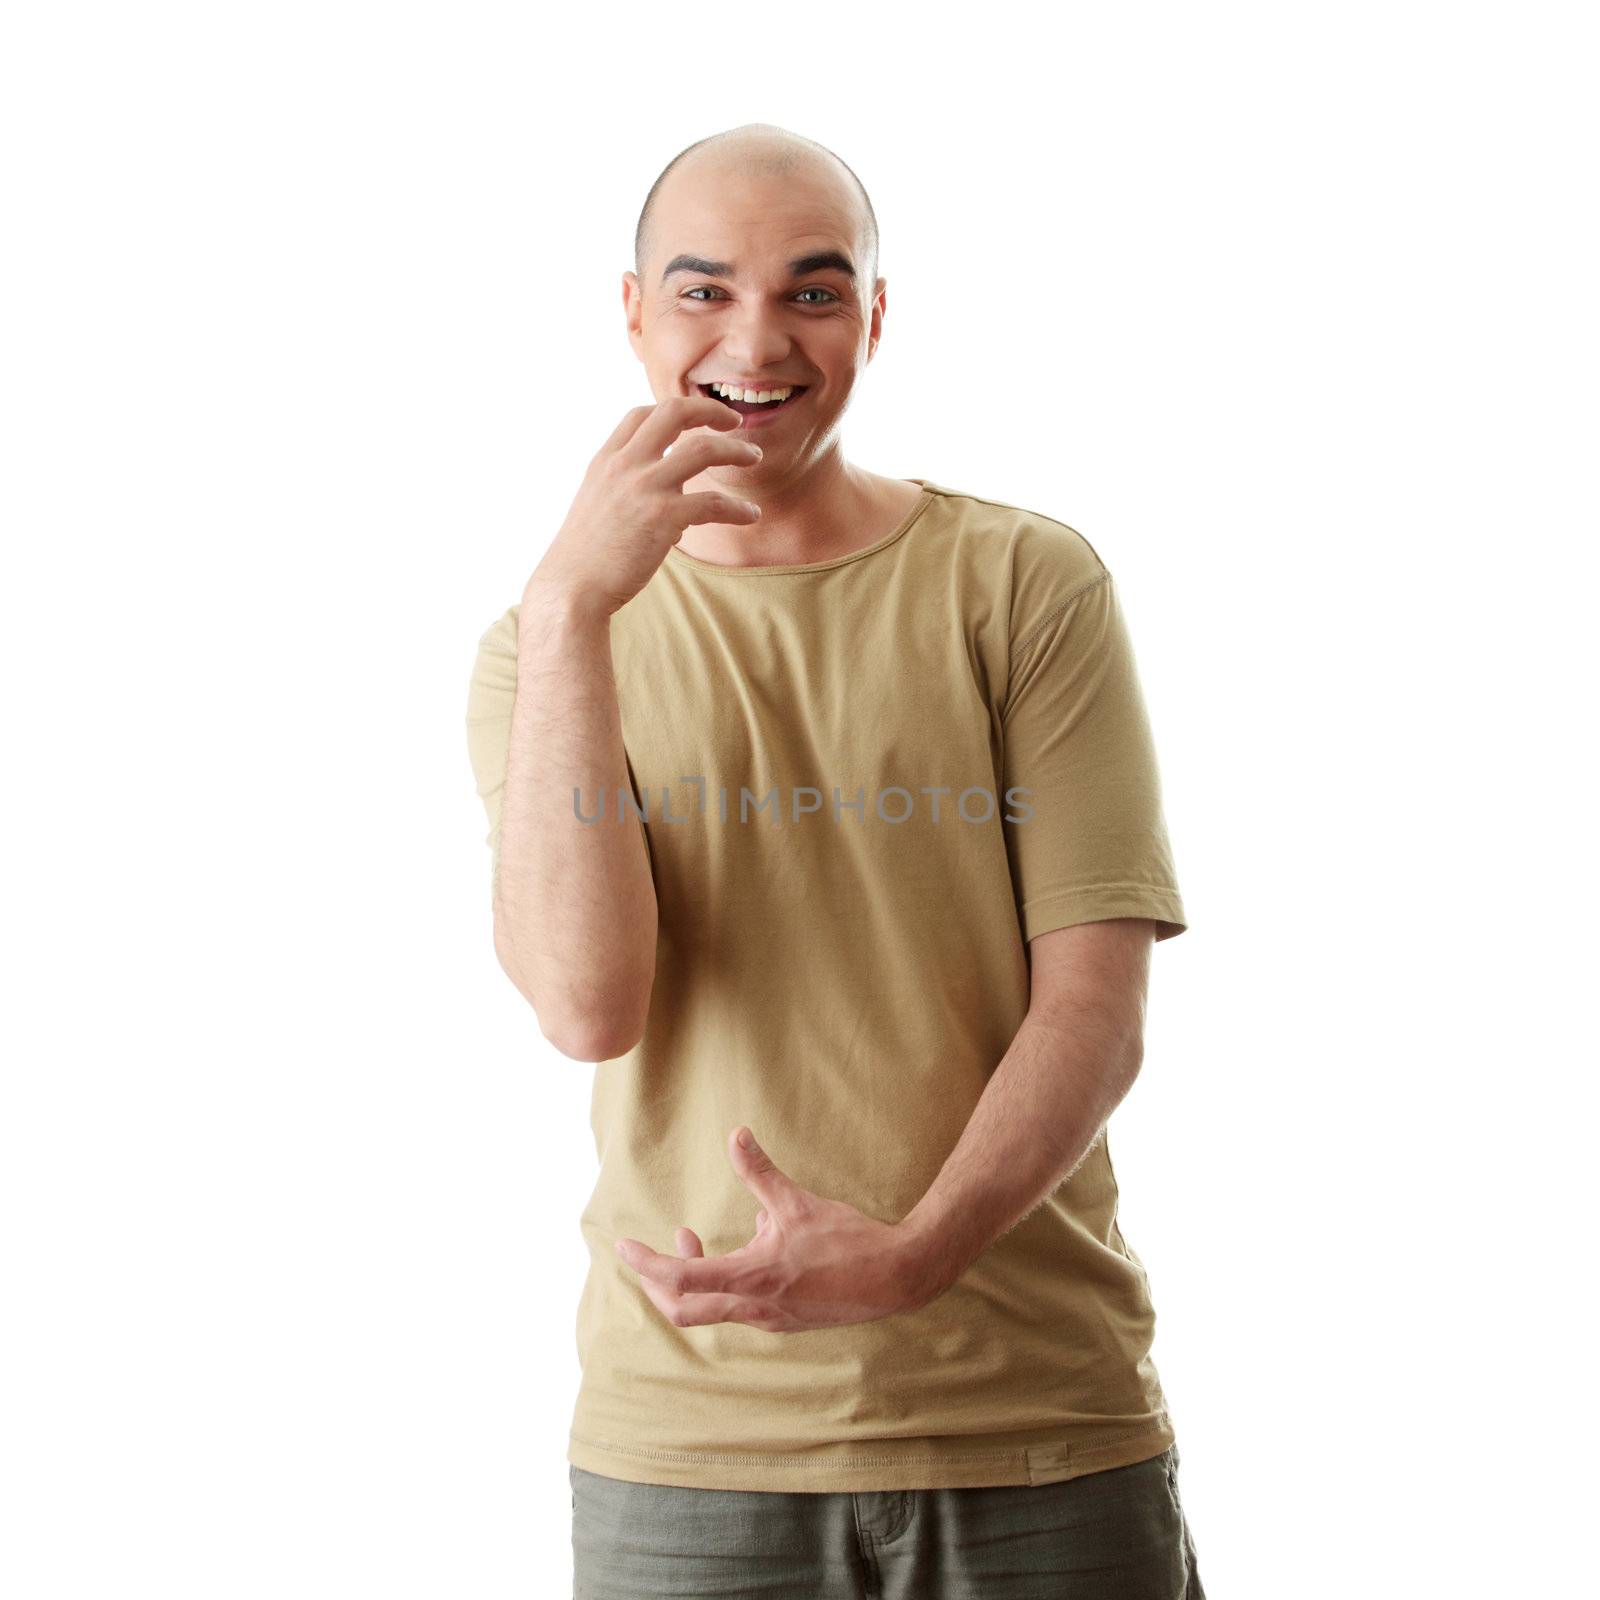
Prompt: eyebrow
<box><xmin>660</xmin><ymin>250</ymin><xmax>857</xmax><ymax>285</ymax></box>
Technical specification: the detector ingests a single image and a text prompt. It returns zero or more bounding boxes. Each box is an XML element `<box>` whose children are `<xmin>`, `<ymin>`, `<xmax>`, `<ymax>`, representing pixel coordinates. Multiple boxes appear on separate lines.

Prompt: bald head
<box><xmin>634</xmin><ymin>124</ymin><xmax>879</xmax><ymax>291</ymax></box>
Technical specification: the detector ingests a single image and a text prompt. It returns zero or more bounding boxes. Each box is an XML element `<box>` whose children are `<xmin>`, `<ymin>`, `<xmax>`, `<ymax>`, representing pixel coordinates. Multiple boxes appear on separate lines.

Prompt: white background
<box><xmin>4</xmin><ymin>3</ymin><xmax>1595</xmax><ymax>1595</ymax></box>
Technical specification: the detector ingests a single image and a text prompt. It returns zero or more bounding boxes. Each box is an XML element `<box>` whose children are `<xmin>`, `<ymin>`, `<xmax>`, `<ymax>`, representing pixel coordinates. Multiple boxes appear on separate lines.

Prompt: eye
<box><xmin>681</xmin><ymin>285</ymin><xmax>840</xmax><ymax>305</ymax></box>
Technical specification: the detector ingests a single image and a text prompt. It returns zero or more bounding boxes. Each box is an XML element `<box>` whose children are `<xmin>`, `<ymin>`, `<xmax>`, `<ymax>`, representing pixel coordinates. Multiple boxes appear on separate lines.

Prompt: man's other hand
<box><xmin>613</xmin><ymin>1128</ymin><xmax>939</xmax><ymax>1333</ymax></box>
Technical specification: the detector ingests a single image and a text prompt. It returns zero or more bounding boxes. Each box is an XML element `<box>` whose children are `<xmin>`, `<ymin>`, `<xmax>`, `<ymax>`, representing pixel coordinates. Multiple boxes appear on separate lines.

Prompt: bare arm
<box><xmin>898</xmin><ymin>917</ymin><xmax>1156</xmax><ymax>1301</ymax></box>
<box><xmin>493</xmin><ymin>582</ymin><xmax>658</xmax><ymax>1061</ymax></box>
<box><xmin>480</xmin><ymin>396</ymin><xmax>764</xmax><ymax>1061</ymax></box>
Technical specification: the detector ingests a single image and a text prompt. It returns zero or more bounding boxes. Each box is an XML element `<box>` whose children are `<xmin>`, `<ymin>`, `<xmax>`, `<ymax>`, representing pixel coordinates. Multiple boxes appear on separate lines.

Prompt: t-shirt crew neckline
<box><xmin>666</xmin><ymin>480</ymin><xmax>935</xmax><ymax>576</ymax></box>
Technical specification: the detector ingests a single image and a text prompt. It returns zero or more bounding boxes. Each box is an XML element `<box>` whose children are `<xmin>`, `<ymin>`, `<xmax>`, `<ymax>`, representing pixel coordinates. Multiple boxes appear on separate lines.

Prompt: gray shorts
<box><xmin>571</xmin><ymin>1441</ymin><xmax>1205</xmax><ymax>1598</ymax></box>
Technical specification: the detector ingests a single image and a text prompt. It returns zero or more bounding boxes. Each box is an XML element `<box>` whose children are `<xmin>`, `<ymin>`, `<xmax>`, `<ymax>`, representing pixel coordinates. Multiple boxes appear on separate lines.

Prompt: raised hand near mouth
<box><xmin>527</xmin><ymin>395</ymin><xmax>763</xmax><ymax>623</ymax></box>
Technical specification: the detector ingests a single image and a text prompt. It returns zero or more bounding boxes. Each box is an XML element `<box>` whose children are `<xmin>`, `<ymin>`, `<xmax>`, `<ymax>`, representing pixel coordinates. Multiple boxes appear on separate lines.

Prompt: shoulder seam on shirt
<box><xmin>1009</xmin><ymin>571</ymin><xmax>1113</xmax><ymax>664</ymax></box>
<box><xmin>927</xmin><ymin>486</ymin><xmax>1113</xmax><ymax>574</ymax></box>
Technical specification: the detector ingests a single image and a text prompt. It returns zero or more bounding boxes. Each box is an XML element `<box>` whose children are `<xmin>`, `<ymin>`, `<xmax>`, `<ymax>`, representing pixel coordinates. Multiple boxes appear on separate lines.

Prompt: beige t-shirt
<box><xmin>465</xmin><ymin>479</ymin><xmax>1189</xmax><ymax>1491</ymax></box>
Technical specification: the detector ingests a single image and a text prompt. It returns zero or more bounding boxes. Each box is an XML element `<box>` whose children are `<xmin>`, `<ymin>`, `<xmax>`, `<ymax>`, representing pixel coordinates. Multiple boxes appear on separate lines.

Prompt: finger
<box><xmin>676</xmin><ymin>489</ymin><xmax>762</xmax><ymax>531</ymax></box>
<box><xmin>615</xmin><ymin>1237</ymin><xmax>758</xmax><ymax>1294</ymax></box>
<box><xmin>595</xmin><ymin>402</ymin><xmax>661</xmax><ymax>457</ymax></box>
<box><xmin>653</xmin><ymin>434</ymin><xmax>765</xmax><ymax>497</ymax></box>
<box><xmin>666</xmin><ymin>1292</ymin><xmax>781</xmax><ymax>1330</ymax></box>
<box><xmin>729</xmin><ymin>1127</ymin><xmax>807</xmax><ymax>1215</ymax></box>
<box><xmin>637</xmin><ymin>1273</ymin><xmax>780</xmax><ymax>1330</ymax></box>
<box><xmin>676</xmin><ymin>1226</ymin><xmax>704</xmax><ymax>1258</ymax></box>
<box><xmin>625</xmin><ymin>393</ymin><xmax>744</xmax><ymax>462</ymax></box>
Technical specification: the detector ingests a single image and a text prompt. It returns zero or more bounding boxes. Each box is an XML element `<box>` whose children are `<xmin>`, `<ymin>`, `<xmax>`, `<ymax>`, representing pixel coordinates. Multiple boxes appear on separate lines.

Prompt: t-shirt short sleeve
<box><xmin>1000</xmin><ymin>571</ymin><xmax>1188</xmax><ymax>943</ymax></box>
<box><xmin>465</xmin><ymin>607</ymin><xmax>519</xmax><ymax>886</ymax></box>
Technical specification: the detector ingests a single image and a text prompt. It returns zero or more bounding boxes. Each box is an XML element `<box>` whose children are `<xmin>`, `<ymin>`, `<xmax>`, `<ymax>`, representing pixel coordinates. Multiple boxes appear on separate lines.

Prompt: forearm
<box><xmin>494</xmin><ymin>580</ymin><xmax>658</xmax><ymax>1059</ymax></box>
<box><xmin>899</xmin><ymin>1005</ymin><xmax>1143</xmax><ymax>1303</ymax></box>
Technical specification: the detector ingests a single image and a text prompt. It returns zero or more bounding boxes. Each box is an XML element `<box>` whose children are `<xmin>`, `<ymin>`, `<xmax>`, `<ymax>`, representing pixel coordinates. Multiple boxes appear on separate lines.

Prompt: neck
<box><xmin>676</xmin><ymin>450</ymin><xmax>888</xmax><ymax>569</ymax></box>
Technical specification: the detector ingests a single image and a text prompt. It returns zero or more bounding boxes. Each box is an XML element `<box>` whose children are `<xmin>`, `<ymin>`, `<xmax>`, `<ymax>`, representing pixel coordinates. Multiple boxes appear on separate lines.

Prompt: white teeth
<box><xmin>710</xmin><ymin>382</ymin><xmax>795</xmax><ymax>403</ymax></box>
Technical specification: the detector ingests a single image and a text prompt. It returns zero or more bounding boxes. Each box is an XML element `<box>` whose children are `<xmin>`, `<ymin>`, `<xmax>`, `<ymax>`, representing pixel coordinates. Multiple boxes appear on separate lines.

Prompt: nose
<box><xmin>718</xmin><ymin>300</ymin><xmax>793</xmax><ymax>372</ymax></box>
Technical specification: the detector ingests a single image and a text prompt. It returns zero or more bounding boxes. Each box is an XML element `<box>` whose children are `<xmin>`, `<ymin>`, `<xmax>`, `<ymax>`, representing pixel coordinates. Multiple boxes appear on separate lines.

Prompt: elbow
<box><xmin>511</xmin><ymin>972</ymin><xmax>650</xmax><ymax>1063</ymax></box>
<box><xmin>537</xmin><ymin>976</ymin><xmax>652</xmax><ymax>1059</ymax></box>
<box><xmin>1123</xmin><ymin>1030</ymin><xmax>1146</xmax><ymax>1087</ymax></box>
<box><xmin>536</xmin><ymin>967</ymin><xmax>653</xmax><ymax>1062</ymax></box>
<box><xmin>539</xmin><ymin>1008</ymin><xmax>648</xmax><ymax>1064</ymax></box>
<box><xmin>492</xmin><ymin>919</ymin><xmax>651</xmax><ymax>1061</ymax></box>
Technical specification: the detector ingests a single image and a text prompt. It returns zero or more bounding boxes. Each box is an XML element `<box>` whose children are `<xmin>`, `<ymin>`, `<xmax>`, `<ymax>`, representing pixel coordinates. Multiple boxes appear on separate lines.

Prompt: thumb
<box><xmin>729</xmin><ymin>1126</ymin><xmax>802</xmax><ymax>1211</ymax></box>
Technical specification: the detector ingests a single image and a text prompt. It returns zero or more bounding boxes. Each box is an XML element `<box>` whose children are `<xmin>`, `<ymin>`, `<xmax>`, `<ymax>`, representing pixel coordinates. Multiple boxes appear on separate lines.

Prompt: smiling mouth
<box><xmin>697</xmin><ymin>383</ymin><xmax>809</xmax><ymax>417</ymax></box>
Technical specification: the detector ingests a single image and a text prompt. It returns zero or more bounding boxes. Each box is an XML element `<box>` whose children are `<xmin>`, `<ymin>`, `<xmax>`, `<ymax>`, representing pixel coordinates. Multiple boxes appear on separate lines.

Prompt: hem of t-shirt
<box><xmin>1021</xmin><ymin>885</ymin><xmax>1189</xmax><ymax>944</ymax></box>
<box><xmin>566</xmin><ymin>1415</ymin><xmax>1177</xmax><ymax>1492</ymax></box>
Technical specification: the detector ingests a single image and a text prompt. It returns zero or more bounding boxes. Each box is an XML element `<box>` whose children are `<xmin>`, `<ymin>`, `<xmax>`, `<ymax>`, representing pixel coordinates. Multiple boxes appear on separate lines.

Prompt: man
<box><xmin>466</xmin><ymin>123</ymin><xmax>1205</xmax><ymax>1597</ymax></box>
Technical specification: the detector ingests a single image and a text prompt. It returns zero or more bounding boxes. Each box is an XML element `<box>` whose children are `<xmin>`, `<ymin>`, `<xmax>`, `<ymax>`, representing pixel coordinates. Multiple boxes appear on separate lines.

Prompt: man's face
<box><xmin>624</xmin><ymin>165</ymin><xmax>884</xmax><ymax>479</ymax></box>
